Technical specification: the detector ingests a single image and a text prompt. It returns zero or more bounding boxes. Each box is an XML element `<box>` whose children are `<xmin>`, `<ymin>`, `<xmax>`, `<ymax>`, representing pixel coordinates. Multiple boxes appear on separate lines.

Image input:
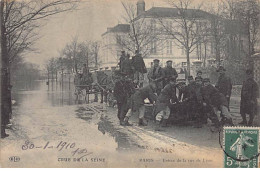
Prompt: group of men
<box><xmin>114</xmin><ymin>58</ymin><xmax>259</xmax><ymax>130</ymax></box>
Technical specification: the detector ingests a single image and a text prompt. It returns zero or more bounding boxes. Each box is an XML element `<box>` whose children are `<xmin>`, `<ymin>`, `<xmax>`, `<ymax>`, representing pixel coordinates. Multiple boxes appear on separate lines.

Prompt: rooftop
<box><xmin>102</xmin><ymin>24</ymin><xmax>130</xmax><ymax>36</ymax></box>
<box><xmin>135</xmin><ymin>7</ymin><xmax>216</xmax><ymax>20</ymax></box>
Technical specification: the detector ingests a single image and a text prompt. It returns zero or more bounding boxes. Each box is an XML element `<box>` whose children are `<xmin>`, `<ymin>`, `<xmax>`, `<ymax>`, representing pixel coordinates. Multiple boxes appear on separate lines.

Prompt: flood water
<box><xmin>10</xmin><ymin>80</ymin><xmax>139</xmax><ymax>152</ymax></box>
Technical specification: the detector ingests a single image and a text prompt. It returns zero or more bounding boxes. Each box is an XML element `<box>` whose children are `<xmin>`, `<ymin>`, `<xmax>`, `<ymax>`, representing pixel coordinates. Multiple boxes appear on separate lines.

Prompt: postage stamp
<box><xmin>223</xmin><ymin>127</ymin><xmax>259</xmax><ymax>168</ymax></box>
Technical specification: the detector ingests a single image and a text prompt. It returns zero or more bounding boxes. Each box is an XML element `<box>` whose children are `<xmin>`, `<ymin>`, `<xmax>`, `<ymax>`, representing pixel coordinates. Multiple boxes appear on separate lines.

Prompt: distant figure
<box><xmin>82</xmin><ymin>64</ymin><xmax>88</xmax><ymax>76</ymax></box>
<box><xmin>240</xmin><ymin>69</ymin><xmax>259</xmax><ymax>126</ymax></box>
<box><xmin>215</xmin><ymin>66</ymin><xmax>232</xmax><ymax>110</ymax></box>
<box><xmin>195</xmin><ymin>70</ymin><xmax>203</xmax><ymax>80</ymax></box>
<box><xmin>132</xmin><ymin>50</ymin><xmax>147</xmax><ymax>88</ymax></box>
<box><xmin>163</xmin><ymin>60</ymin><xmax>178</xmax><ymax>87</ymax></box>
<box><xmin>118</xmin><ymin>51</ymin><xmax>126</xmax><ymax>70</ymax></box>
<box><xmin>147</xmin><ymin>59</ymin><xmax>165</xmax><ymax>95</ymax></box>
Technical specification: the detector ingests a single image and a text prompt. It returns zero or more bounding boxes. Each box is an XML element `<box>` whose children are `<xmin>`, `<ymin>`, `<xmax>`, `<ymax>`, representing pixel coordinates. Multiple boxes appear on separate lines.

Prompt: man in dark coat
<box><xmin>240</xmin><ymin>69</ymin><xmax>259</xmax><ymax>126</ymax></box>
<box><xmin>132</xmin><ymin>50</ymin><xmax>147</xmax><ymax>88</ymax></box>
<box><xmin>163</xmin><ymin>60</ymin><xmax>178</xmax><ymax>87</ymax></box>
<box><xmin>201</xmin><ymin>78</ymin><xmax>233</xmax><ymax>126</ymax></box>
<box><xmin>154</xmin><ymin>78</ymin><xmax>178</xmax><ymax>128</ymax></box>
<box><xmin>113</xmin><ymin>71</ymin><xmax>135</xmax><ymax>125</ymax></box>
<box><xmin>123</xmin><ymin>82</ymin><xmax>157</xmax><ymax>126</ymax></box>
<box><xmin>215</xmin><ymin>66</ymin><xmax>232</xmax><ymax>109</ymax></box>
<box><xmin>121</xmin><ymin>53</ymin><xmax>133</xmax><ymax>79</ymax></box>
<box><xmin>118</xmin><ymin>51</ymin><xmax>126</xmax><ymax>70</ymax></box>
<box><xmin>147</xmin><ymin>59</ymin><xmax>165</xmax><ymax>95</ymax></box>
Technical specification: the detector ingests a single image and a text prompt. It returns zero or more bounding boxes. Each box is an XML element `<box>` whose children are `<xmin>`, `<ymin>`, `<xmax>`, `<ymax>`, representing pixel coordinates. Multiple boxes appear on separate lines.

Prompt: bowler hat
<box><xmin>153</xmin><ymin>59</ymin><xmax>160</xmax><ymax>62</ymax></box>
<box><xmin>166</xmin><ymin>60</ymin><xmax>172</xmax><ymax>63</ymax></box>
<box><xmin>216</xmin><ymin>66</ymin><xmax>226</xmax><ymax>72</ymax></box>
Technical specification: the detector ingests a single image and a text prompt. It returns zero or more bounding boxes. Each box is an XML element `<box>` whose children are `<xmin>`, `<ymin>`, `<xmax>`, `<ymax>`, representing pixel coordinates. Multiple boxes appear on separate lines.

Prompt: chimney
<box><xmin>137</xmin><ymin>0</ymin><xmax>145</xmax><ymax>16</ymax></box>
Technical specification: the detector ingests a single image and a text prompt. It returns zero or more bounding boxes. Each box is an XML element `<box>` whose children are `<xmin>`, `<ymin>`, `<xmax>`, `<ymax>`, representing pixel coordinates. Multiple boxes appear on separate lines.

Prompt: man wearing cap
<box><xmin>132</xmin><ymin>50</ymin><xmax>147</xmax><ymax>88</ymax></box>
<box><xmin>118</xmin><ymin>51</ymin><xmax>126</xmax><ymax>70</ymax></box>
<box><xmin>163</xmin><ymin>60</ymin><xmax>178</xmax><ymax>87</ymax></box>
<box><xmin>147</xmin><ymin>59</ymin><xmax>165</xmax><ymax>95</ymax></box>
<box><xmin>122</xmin><ymin>82</ymin><xmax>157</xmax><ymax>126</ymax></box>
<box><xmin>201</xmin><ymin>78</ymin><xmax>233</xmax><ymax>126</ymax></box>
<box><xmin>215</xmin><ymin>66</ymin><xmax>232</xmax><ymax>110</ymax></box>
<box><xmin>240</xmin><ymin>69</ymin><xmax>259</xmax><ymax>126</ymax></box>
<box><xmin>154</xmin><ymin>78</ymin><xmax>178</xmax><ymax>129</ymax></box>
<box><xmin>113</xmin><ymin>71</ymin><xmax>135</xmax><ymax>126</ymax></box>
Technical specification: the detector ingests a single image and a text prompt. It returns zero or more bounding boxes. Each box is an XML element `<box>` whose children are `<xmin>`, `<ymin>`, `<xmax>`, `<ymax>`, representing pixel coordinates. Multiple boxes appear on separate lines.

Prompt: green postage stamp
<box><xmin>224</xmin><ymin>127</ymin><xmax>259</xmax><ymax>168</ymax></box>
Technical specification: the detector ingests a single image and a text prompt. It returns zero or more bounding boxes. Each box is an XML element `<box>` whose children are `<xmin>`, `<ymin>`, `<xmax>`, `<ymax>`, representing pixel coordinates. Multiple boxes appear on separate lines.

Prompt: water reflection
<box><xmin>12</xmin><ymin>80</ymin><xmax>77</xmax><ymax>107</ymax></box>
<box><xmin>97</xmin><ymin>116</ymin><xmax>139</xmax><ymax>151</ymax></box>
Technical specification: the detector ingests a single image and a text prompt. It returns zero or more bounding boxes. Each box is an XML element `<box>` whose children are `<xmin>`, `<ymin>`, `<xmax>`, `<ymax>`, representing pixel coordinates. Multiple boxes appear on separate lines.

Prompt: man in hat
<box><xmin>122</xmin><ymin>82</ymin><xmax>157</xmax><ymax>126</ymax></box>
<box><xmin>240</xmin><ymin>69</ymin><xmax>259</xmax><ymax>126</ymax></box>
<box><xmin>147</xmin><ymin>59</ymin><xmax>165</xmax><ymax>95</ymax></box>
<box><xmin>132</xmin><ymin>50</ymin><xmax>147</xmax><ymax>88</ymax></box>
<box><xmin>163</xmin><ymin>60</ymin><xmax>178</xmax><ymax>87</ymax></box>
<box><xmin>215</xmin><ymin>66</ymin><xmax>232</xmax><ymax>110</ymax></box>
<box><xmin>154</xmin><ymin>78</ymin><xmax>178</xmax><ymax>129</ymax></box>
<box><xmin>113</xmin><ymin>71</ymin><xmax>135</xmax><ymax>125</ymax></box>
<box><xmin>201</xmin><ymin>78</ymin><xmax>233</xmax><ymax>126</ymax></box>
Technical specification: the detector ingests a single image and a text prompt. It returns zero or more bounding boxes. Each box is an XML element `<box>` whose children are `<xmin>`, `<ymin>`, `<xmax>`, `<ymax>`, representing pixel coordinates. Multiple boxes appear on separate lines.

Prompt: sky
<box><xmin>24</xmin><ymin>0</ymin><xmax>215</xmax><ymax>69</ymax></box>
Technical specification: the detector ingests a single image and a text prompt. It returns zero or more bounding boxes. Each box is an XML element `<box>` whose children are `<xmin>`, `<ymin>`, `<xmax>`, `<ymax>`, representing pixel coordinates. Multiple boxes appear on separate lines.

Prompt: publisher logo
<box><xmin>9</xmin><ymin>156</ymin><xmax>20</xmax><ymax>162</ymax></box>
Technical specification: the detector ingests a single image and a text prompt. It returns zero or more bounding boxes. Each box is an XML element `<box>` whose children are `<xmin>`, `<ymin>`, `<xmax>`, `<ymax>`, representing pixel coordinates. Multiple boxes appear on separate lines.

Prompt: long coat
<box><xmin>130</xmin><ymin>85</ymin><xmax>157</xmax><ymax>112</ymax></box>
<box><xmin>215</xmin><ymin>74</ymin><xmax>232</xmax><ymax>97</ymax></box>
<box><xmin>201</xmin><ymin>84</ymin><xmax>228</xmax><ymax>108</ymax></box>
<box><xmin>240</xmin><ymin>78</ymin><xmax>259</xmax><ymax>115</ymax></box>
<box><xmin>121</xmin><ymin>58</ymin><xmax>133</xmax><ymax>76</ymax></box>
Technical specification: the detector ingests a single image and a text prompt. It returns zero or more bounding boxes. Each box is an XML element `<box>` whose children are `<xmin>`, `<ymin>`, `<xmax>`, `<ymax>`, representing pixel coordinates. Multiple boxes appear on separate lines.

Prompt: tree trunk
<box><xmin>204</xmin><ymin>43</ymin><xmax>207</xmax><ymax>67</ymax></box>
<box><xmin>1</xmin><ymin>0</ymin><xmax>11</xmax><ymax>128</ymax></box>
<box><xmin>186</xmin><ymin>49</ymin><xmax>191</xmax><ymax>76</ymax></box>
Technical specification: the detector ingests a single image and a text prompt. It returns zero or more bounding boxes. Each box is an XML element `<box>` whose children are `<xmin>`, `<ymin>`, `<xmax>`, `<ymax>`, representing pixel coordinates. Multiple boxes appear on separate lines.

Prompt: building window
<box><xmin>151</xmin><ymin>40</ymin><xmax>157</xmax><ymax>54</ymax></box>
<box><xmin>166</xmin><ymin>40</ymin><xmax>173</xmax><ymax>54</ymax></box>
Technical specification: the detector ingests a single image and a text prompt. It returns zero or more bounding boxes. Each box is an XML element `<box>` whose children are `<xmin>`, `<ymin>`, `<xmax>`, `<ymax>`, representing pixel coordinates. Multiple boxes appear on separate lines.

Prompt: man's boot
<box><xmin>154</xmin><ymin>120</ymin><xmax>163</xmax><ymax>131</ymax></box>
<box><xmin>121</xmin><ymin>117</ymin><xmax>133</xmax><ymax>126</ymax></box>
<box><xmin>239</xmin><ymin>113</ymin><xmax>247</xmax><ymax>125</ymax></box>
<box><xmin>248</xmin><ymin>115</ymin><xmax>255</xmax><ymax>126</ymax></box>
<box><xmin>139</xmin><ymin>118</ymin><xmax>148</xmax><ymax>126</ymax></box>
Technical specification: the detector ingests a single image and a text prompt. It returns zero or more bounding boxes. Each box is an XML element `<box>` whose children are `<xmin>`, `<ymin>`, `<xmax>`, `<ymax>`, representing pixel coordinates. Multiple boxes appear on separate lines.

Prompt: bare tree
<box><xmin>61</xmin><ymin>39</ymin><xmax>99</xmax><ymax>73</ymax></box>
<box><xmin>1</xmin><ymin>0</ymin><xmax>79</xmax><ymax>123</ymax></box>
<box><xmin>158</xmin><ymin>0</ymin><xmax>204</xmax><ymax>75</ymax></box>
<box><xmin>116</xmin><ymin>1</ymin><xmax>158</xmax><ymax>57</ymax></box>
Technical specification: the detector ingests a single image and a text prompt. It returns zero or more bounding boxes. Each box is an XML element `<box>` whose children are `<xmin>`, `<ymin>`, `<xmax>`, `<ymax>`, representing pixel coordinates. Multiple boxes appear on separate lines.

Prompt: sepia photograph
<box><xmin>0</xmin><ymin>0</ymin><xmax>260</xmax><ymax>168</ymax></box>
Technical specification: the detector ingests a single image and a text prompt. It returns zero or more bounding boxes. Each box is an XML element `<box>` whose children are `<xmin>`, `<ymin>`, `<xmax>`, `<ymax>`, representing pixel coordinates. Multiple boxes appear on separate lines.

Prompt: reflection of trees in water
<box><xmin>97</xmin><ymin>117</ymin><xmax>138</xmax><ymax>151</ymax></box>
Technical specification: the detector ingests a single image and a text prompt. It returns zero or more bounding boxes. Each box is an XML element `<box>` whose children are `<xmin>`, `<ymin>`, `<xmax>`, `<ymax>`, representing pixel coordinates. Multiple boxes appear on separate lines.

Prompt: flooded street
<box><xmin>1</xmin><ymin>80</ymin><xmax>226</xmax><ymax>167</ymax></box>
